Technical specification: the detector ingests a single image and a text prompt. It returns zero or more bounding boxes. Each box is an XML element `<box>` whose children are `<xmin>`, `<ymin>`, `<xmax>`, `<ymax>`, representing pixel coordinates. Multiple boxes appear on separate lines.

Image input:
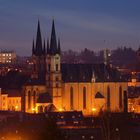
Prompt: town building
<box><xmin>0</xmin><ymin>88</ymin><xmax>21</xmax><ymax>111</ymax></box>
<box><xmin>0</xmin><ymin>51</ymin><xmax>16</xmax><ymax>64</ymax></box>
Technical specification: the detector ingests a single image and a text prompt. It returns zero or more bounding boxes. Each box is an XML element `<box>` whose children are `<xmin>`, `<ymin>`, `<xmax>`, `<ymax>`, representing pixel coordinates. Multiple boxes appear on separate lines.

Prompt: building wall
<box><xmin>0</xmin><ymin>51</ymin><xmax>16</xmax><ymax>64</ymax></box>
<box><xmin>8</xmin><ymin>97</ymin><xmax>21</xmax><ymax>111</ymax></box>
<box><xmin>1</xmin><ymin>94</ymin><xmax>8</xmax><ymax>110</ymax></box>
<box><xmin>61</xmin><ymin>82</ymin><xmax>128</xmax><ymax>116</ymax></box>
<box><xmin>23</xmin><ymin>85</ymin><xmax>47</xmax><ymax>113</ymax></box>
<box><xmin>128</xmin><ymin>97</ymin><xmax>140</xmax><ymax>113</ymax></box>
<box><xmin>23</xmin><ymin>82</ymin><xmax>128</xmax><ymax>116</ymax></box>
<box><xmin>0</xmin><ymin>93</ymin><xmax>21</xmax><ymax>111</ymax></box>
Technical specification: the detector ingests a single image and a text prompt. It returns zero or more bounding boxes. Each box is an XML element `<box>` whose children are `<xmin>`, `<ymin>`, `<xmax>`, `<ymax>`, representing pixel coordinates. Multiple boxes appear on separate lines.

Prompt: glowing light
<box><xmin>32</xmin><ymin>107</ymin><xmax>37</xmax><ymax>113</ymax></box>
<box><xmin>92</xmin><ymin>108</ymin><xmax>96</xmax><ymax>112</ymax></box>
<box><xmin>32</xmin><ymin>108</ymin><xmax>35</xmax><ymax>111</ymax></box>
<box><xmin>132</xmin><ymin>106</ymin><xmax>135</xmax><ymax>111</ymax></box>
<box><xmin>58</xmin><ymin>108</ymin><xmax>63</xmax><ymax>112</ymax></box>
<box><xmin>15</xmin><ymin>106</ymin><xmax>18</xmax><ymax>109</ymax></box>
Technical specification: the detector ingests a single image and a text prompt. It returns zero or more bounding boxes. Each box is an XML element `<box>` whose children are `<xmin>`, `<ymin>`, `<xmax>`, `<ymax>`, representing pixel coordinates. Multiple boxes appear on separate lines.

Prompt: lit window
<box><xmin>107</xmin><ymin>86</ymin><xmax>110</xmax><ymax>110</ymax></box>
<box><xmin>56</xmin><ymin>64</ymin><xmax>58</xmax><ymax>71</ymax></box>
<box><xmin>119</xmin><ymin>86</ymin><xmax>122</xmax><ymax>109</ymax></box>
<box><xmin>83</xmin><ymin>87</ymin><xmax>86</xmax><ymax>109</ymax></box>
<box><xmin>70</xmin><ymin>87</ymin><xmax>74</xmax><ymax>110</ymax></box>
<box><xmin>2</xmin><ymin>54</ymin><xmax>5</xmax><ymax>56</ymax></box>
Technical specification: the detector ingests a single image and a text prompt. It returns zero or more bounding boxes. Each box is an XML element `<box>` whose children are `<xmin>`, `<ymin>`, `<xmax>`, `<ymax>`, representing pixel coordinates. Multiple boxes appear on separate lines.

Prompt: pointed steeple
<box><xmin>35</xmin><ymin>20</ymin><xmax>43</xmax><ymax>56</ymax></box>
<box><xmin>91</xmin><ymin>70</ymin><xmax>96</xmax><ymax>82</ymax></box>
<box><xmin>32</xmin><ymin>39</ymin><xmax>35</xmax><ymax>55</ymax></box>
<box><xmin>57</xmin><ymin>38</ymin><xmax>61</xmax><ymax>54</ymax></box>
<box><xmin>50</xmin><ymin>19</ymin><xmax>57</xmax><ymax>55</ymax></box>
<box><xmin>47</xmin><ymin>38</ymin><xmax>50</xmax><ymax>54</ymax></box>
<box><xmin>43</xmin><ymin>39</ymin><xmax>46</xmax><ymax>54</ymax></box>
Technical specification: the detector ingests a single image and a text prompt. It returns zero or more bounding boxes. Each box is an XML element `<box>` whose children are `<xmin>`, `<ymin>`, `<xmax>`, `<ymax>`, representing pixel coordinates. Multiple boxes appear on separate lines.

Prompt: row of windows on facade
<box><xmin>0</xmin><ymin>60</ymin><xmax>12</xmax><ymax>63</ymax></box>
<box><xmin>26</xmin><ymin>86</ymin><xmax>124</xmax><ymax>111</ymax></box>
<box><xmin>2</xmin><ymin>100</ymin><xmax>20</xmax><ymax>106</ymax></box>
<box><xmin>70</xmin><ymin>86</ymin><xmax>124</xmax><ymax>110</ymax></box>
<box><xmin>0</xmin><ymin>53</ymin><xmax>12</xmax><ymax>56</ymax></box>
<box><xmin>2</xmin><ymin>97</ymin><xmax>20</xmax><ymax>103</ymax></box>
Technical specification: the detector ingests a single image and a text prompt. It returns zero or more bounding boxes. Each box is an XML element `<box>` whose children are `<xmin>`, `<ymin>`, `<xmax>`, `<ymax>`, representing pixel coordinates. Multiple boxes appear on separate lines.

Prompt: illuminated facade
<box><xmin>0</xmin><ymin>51</ymin><xmax>16</xmax><ymax>64</ymax></box>
<box><xmin>22</xmin><ymin>20</ymin><xmax>128</xmax><ymax>116</ymax></box>
<box><xmin>0</xmin><ymin>89</ymin><xmax>21</xmax><ymax>111</ymax></box>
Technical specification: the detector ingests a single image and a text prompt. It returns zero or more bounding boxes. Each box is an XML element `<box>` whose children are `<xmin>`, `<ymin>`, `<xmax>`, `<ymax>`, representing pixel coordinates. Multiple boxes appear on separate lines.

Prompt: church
<box><xmin>22</xmin><ymin>20</ymin><xmax>128</xmax><ymax>116</ymax></box>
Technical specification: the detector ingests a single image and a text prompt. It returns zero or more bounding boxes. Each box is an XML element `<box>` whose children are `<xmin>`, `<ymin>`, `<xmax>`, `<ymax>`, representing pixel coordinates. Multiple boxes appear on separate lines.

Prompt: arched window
<box><xmin>124</xmin><ymin>90</ymin><xmax>128</xmax><ymax>113</ymax></box>
<box><xmin>107</xmin><ymin>86</ymin><xmax>110</xmax><ymax>110</ymax></box>
<box><xmin>119</xmin><ymin>86</ymin><xmax>123</xmax><ymax>109</ymax></box>
<box><xmin>83</xmin><ymin>87</ymin><xmax>86</xmax><ymax>109</ymax></box>
<box><xmin>56</xmin><ymin>64</ymin><xmax>58</xmax><ymax>71</ymax></box>
<box><xmin>70</xmin><ymin>87</ymin><xmax>74</xmax><ymax>110</ymax></box>
<box><xmin>28</xmin><ymin>91</ymin><xmax>31</xmax><ymax>109</ymax></box>
<box><xmin>33</xmin><ymin>91</ymin><xmax>36</xmax><ymax>108</ymax></box>
<box><xmin>48</xmin><ymin>64</ymin><xmax>51</xmax><ymax>72</ymax></box>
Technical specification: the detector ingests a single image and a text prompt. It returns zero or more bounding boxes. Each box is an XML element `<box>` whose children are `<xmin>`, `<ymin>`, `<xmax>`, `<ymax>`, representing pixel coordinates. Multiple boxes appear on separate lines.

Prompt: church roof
<box><xmin>24</xmin><ymin>78</ymin><xmax>45</xmax><ymax>86</ymax></box>
<box><xmin>95</xmin><ymin>92</ymin><xmax>104</xmax><ymax>98</ymax></box>
<box><xmin>61</xmin><ymin>63</ymin><xmax>126</xmax><ymax>82</ymax></box>
<box><xmin>37</xmin><ymin>93</ymin><xmax>52</xmax><ymax>103</ymax></box>
<box><xmin>1</xmin><ymin>89</ymin><xmax>21</xmax><ymax>97</ymax></box>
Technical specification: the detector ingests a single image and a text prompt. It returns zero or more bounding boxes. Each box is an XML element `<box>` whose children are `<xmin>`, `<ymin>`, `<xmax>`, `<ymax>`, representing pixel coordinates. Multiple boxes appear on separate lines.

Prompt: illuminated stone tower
<box><xmin>32</xmin><ymin>21</ymin><xmax>46</xmax><ymax>82</ymax></box>
<box><xmin>46</xmin><ymin>20</ymin><xmax>62</xmax><ymax>109</ymax></box>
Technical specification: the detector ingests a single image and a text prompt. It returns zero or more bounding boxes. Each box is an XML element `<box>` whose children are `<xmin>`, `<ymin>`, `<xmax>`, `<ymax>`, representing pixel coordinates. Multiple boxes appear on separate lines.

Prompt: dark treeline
<box><xmin>61</xmin><ymin>47</ymin><xmax>138</xmax><ymax>70</ymax></box>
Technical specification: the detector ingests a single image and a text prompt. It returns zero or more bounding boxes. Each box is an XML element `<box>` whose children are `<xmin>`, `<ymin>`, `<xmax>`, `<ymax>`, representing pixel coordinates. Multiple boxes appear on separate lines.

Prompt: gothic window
<box><xmin>124</xmin><ymin>90</ymin><xmax>128</xmax><ymax>112</ymax></box>
<box><xmin>56</xmin><ymin>64</ymin><xmax>58</xmax><ymax>71</ymax></box>
<box><xmin>48</xmin><ymin>64</ymin><xmax>51</xmax><ymax>72</ymax></box>
<box><xmin>28</xmin><ymin>91</ymin><xmax>31</xmax><ymax>109</ymax></box>
<box><xmin>107</xmin><ymin>86</ymin><xmax>110</xmax><ymax>110</ymax></box>
<box><xmin>33</xmin><ymin>91</ymin><xmax>36</xmax><ymax>108</ymax></box>
<box><xmin>70</xmin><ymin>87</ymin><xmax>74</xmax><ymax>110</ymax></box>
<box><xmin>33</xmin><ymin>64</ymin><xmax>36</xmax><ymax>71</ymax></box>
<box><xmin>48</xmin><ymin>76</ymin><xmax>50</xmax><ymax>81</ymax></box>
<box><xmin>83</xmin><ymin>87</ymin><xmax>86</xmax><ymax>109</ymax></box>
<box><xmin>119</xmin><ymin>86</ymin><xmax>123</xmax><ymax>109</ymax></box>
<box><xmin>56</xmin><ymin>76</ymin><xmax>59</xmax><ymax>81</ymax></box>
<box><xmin>56</xmin><ymin>83</ymin><xmax>59</xmax><ymax>88</ymax></box>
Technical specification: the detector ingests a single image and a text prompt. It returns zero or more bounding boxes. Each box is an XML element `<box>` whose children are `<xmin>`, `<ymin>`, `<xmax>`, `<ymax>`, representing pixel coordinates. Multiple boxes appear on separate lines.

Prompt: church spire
<box><xmin>43</xmin><ymin>39</ymin><xmax>46</xmax><ymax>55</ymax></box>
<box><xmin>50</xmin><ymin>19</ymin><xmax>57</xmax><ymax>55</ymax></box>
<box><xmin>47</xmin><ymin>38</ymin><xmax>50</xmax><ymax>54</ymax></box>
<box><xmin>32</xmin><ymin>39</ymin><xmax>35</xmax><ymax>55</ymax></box>
<box><xmin>57</xmin><ymin>38</ymin><xmax>61</xmax><ymax>54</ymax></box>
<box><xmin>35</xmin><ymin>20</ymin><xmax>43</xmax><ymax>56</ymax></box>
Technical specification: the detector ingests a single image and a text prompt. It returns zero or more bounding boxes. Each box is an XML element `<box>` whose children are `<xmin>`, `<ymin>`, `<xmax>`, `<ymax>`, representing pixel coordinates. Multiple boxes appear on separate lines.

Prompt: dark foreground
<box><xmin>0</xmin><ymin>111</ymin><xmax>140</xmax><ymax>140</ymax></box>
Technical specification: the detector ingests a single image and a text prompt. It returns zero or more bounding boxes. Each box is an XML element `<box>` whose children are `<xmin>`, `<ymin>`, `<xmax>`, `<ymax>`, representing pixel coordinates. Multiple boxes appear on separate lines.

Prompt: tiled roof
<box><xmin>25</xmin><ymin>78</ymin><xmax>45</xmax><ymax>86</ymax></box>
<box><xmin>37</xmin><ymin>93</ymin><xmax>52</xmax><ymax>103</ymax></box>
<box><xmin>1</xmin><ymin>89</ymin><xmax>21</xmax><ymax>97</ymax></box>
<box><xmin>61</xmin><ymin>63</ymin><xmax>125</xmax><ymax>82</ymax></box>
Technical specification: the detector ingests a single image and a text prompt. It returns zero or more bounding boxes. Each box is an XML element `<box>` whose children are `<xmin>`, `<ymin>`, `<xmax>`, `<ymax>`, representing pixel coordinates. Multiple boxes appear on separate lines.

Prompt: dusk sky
<box><xmin>0</xmin><ymin>0</ymin><xmax>140</xmax><ymax>56</ymax></box>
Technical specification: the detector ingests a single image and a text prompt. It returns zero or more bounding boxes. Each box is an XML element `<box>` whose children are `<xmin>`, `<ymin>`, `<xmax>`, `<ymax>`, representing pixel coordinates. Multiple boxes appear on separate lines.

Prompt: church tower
<box><xmin>32</xmin><ymin>21</ymin><xmax>46</xmax><ymax>82</ymax></box>
<box><xmin>46</xmin><ymin>20</ymin><xmax>62</xmax><ymax>110</ymax></box>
